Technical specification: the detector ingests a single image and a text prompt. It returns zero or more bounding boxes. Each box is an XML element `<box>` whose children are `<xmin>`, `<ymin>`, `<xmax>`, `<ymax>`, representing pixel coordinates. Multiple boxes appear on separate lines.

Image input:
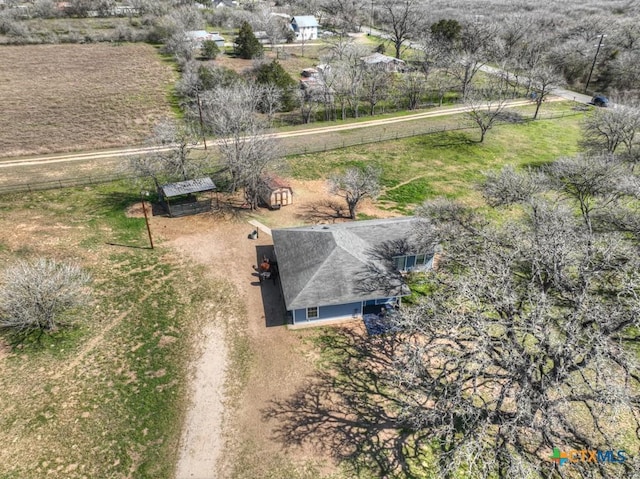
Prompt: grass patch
<box><xmin>288</xmin><ymin>113</ymin><xmax>583</xmax><ymax>211</ymax></box>
<box><xmin>0</xmin><ymin>182</ymin><xmax>217</xmax><ymax>479</ymax></box>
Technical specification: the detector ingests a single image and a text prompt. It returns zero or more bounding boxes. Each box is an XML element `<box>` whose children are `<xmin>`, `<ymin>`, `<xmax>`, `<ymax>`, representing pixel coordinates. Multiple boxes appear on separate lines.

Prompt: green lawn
<box><xmin>288</xmin><ymin>113</ymin><xmax>583</xmax><ymax>211</ymax></box>
<box><xmin>0</xmin><ymin>183</ymin><xmax>215</xmax><ymax>479</ymax></box>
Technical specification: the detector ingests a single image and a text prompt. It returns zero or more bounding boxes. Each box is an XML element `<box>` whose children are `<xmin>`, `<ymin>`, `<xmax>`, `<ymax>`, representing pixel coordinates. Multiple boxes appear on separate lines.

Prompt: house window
<box><xmin>306</xmin><ymin>307</ymin><xmax>318</xmax><ymax>319</ymax></box>
<box><xmin>376</xmin><ymin>298</ymin><xmax>394</xmax><ymax>305</ymax></box>
<box><xmin>393</xmin><ymin>256</ymin><xmax>407</xmax><ymax>271</ymax></box>
<box><xmin>395</xmin><ymin>254</ymin><xmax>431</xmax><ymax>271</ymax></box>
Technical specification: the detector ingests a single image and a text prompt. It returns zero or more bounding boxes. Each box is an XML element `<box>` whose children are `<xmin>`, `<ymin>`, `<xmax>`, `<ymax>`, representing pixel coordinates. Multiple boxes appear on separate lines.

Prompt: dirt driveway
<box><xmin>146</xmin><ymin>182</ymin><xmax>397</xmax><ymax>479</ymax></box>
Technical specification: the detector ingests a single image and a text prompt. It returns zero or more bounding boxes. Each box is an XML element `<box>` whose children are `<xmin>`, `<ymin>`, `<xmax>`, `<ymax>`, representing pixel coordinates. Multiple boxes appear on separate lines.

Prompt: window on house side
<box><xmin>393</xmin><ymin>256</ymin><xmax>407</xmax><ymax>271</ymax></box>
<box><xmin>307</xmin><ymin>307</ymin><xmax>318</xmax><ymax>319</ymax></box>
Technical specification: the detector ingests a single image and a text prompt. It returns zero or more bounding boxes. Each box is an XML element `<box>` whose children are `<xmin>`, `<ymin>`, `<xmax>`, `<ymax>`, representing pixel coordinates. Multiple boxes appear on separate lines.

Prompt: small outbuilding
<box><xmin>360</xmin><ymin>52</ymin><xmax>406</xmax><ymax>72</ymax></box>
<box><xmin>158</xmin><ymin>177</ymin><xmax>217</xmax><ymax>217</ymax></box>
<box><xmin>259</xmin><ymin>176</ymin><xmax>293</xmax><ymax>209</ymax></box>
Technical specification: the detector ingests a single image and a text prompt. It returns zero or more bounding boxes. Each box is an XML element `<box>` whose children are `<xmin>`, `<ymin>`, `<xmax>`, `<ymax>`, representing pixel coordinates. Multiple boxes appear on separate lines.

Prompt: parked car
<box><xmin>590</xmin><ymin>94</ymin><xmax>609</xmax><ymax>107</ymax></box>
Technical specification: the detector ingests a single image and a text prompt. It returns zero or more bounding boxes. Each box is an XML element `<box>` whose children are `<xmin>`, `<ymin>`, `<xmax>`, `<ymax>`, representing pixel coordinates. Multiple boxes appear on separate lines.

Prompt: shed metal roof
<box><xmin>160</xmin><ymin>177</ymin><xmax>216</xmax><ymax>198</ymax></box>
<box><xmin>186</xmin><ymin>30</ymin><xmax>225</xmax><ymax>42</ymax></box>
<box><xmin>361</xmin><ymin>53</ymin><xmax>405</xmax><ymax>65</ymax></box>
<box><xmin>291</xmin><ymin>16</ymin><xmax>319</xmax><ymax>28</ymax></box>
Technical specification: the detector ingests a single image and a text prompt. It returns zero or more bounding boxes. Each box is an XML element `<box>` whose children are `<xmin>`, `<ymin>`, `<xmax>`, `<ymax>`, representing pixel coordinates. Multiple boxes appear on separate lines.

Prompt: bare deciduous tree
<box><xmin>546</xmin><ymin>153</ymin><xmax>634</xmax><ymax>233</ymax></box>
<box><xmin>321</xmin><ymin>0</ymin><xmax>365</xmax><ymax>34</ymax></box>
<box><xmin>529</xmin><ymin>65</ymin><xmax>563</xmax><ymax>119</ymax></box>
<box><xmin>201</xmin><ymin>84</ymin><xmax>281</xmax><ymax>209</ymax></box>
<box><xmin>391</xmin><ymin>193</ymin><xmax>640</xmax><ymax>477</ymax></box>
<box><xmin>129</xmin><ymin>119</ymin><xmax>204</xmax><ymax>188</ymax></box>
<box><xmin>446</xmin><ymin>21</ymin><xmax>498</xmax><ymax>100</ymax></box>
<box><xmin>0</xmin><ymin>259</ymin><xmax>91</xmax><ymax>334</ymax></box>
<box><xmin>380</xmin><ymin>0</ymin><xmax>419</xmax><ymax>59</ymax></box>
<box><xmin>387</xmin><ymin>158</ymin><xmax>640</xmax><ymax>477</ymax></box>
<box><xmin>482</xmin><ymin>164</ymin><xmax>547</xmax><ymax>206</ymax></box>
<box><xmin>465</xmin><ymin>86</ymin><xmax>509</xmax><ymax>142</ymax></box>
<box><xmin>398</xmin><ymin>70</ymin><xmax>427</xmax><ymax>110</ymax></box>
<box><xmin>328</xmin><ymin>165</ymin><xmax>381</xmax><ymax>219</ymax></box>
<box><xmin>582</xmin><ymin>104</ymin><xmax>640</xmax><ymax>155</ymax></box>
<box><xmin>362</xmin><ymin>65</ymin><xmax>392</xmax><ymax>116</ymax></box>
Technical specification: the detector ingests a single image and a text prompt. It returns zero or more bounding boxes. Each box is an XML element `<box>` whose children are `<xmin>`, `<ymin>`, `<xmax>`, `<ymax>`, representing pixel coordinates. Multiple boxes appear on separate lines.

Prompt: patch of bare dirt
<box><xmin>153</xmin><ymin>180</ymin><xmax>400</xmax><ymax>478</ymax></box>
<box><xmin>0</xmin><ymin>43</ymin><xmax>176</xmax><ymax>158</ymax></box>
<box><xmin>0</xmin><ymin>339</ymin><xmax>11</xmax><ymax>362</ymax></box>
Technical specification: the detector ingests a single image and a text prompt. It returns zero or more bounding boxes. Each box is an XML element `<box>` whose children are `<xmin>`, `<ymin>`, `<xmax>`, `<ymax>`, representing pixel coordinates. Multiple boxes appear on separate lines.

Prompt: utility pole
<box><xmin>369</xmin><ymin>0</ymin><xmax>373</xmax><ymax>35</ymax></box>
<box><xmin>196</xmin><ymin>90</ymin><xmax>207</xmax><ymax>150</ymax></box>
<box><xmin>140</xmin><ymin>190</ymin><xmax>154</xmax><ymax>250</ymax></box>
<box><xmin>585</xmin><ymin>34</ymin><xmax>606</xmax><ymax>94</ymax></box>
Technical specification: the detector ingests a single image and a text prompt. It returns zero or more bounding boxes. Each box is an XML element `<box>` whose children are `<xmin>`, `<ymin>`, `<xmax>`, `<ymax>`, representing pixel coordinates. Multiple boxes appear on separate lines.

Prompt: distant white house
<box><xmin>185</xmin><ymin>30</ymin><xmax>226</xmax><ymax>49</ymax></box>
<box><xmin>290</xmin><ymin>16</ymin><xmax>319</xmax><ymax>41</ymax></box>
<box><xmin>212</xmin><ymin>0</ymin><xmax>238</xmax><ymax>8</ymax></box>
<box><xmin>110</xmin><ymin>5</ymin><xmax>140</xmax><ymax>16</ymax></box>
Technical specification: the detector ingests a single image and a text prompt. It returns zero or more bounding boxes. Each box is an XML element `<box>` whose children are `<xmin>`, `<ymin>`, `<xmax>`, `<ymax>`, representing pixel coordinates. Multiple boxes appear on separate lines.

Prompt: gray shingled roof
<box><xmin>273</xmin><ymin>217</ymin><xmax>424</xmax><ymax>310</ymax></box>
<box><xmin>160</xmin><ymin>177</ymin><xmax>216</xmax><ymax>198</ymax></box>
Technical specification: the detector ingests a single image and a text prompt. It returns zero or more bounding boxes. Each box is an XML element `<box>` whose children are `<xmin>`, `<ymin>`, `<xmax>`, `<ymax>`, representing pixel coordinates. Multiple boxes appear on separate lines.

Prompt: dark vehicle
<box><xmin>590</xmin><ymin>94</ymin><xmax>609</xmax><ymax>107</ymax></box>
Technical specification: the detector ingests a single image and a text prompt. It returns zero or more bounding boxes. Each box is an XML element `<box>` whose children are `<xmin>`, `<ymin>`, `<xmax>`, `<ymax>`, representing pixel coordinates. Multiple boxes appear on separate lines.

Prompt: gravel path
<box><xmin>174</xmin><ymin>324</ymin><xmax>227</xmax><ymax>479</ymax></box>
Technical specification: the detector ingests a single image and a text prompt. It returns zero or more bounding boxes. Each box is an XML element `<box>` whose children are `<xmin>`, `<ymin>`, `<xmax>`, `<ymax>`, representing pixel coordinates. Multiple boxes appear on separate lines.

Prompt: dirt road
<box><xmin>0</xmin><ymin>99</ymin><xmax>539</xmax><ymax>170</ymax></box>
<box><xmin>174</xmin><ymin>324</ymin><xmax>227</xmax><ymax>479</ymax></box>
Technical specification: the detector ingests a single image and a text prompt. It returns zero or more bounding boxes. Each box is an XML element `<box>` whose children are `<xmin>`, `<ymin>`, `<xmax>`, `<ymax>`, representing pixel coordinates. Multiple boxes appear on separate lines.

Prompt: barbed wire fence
<box><xmin>0</xmin><ymin>109</ymin><xmax>582</xmax><ymax>195</ymax></box>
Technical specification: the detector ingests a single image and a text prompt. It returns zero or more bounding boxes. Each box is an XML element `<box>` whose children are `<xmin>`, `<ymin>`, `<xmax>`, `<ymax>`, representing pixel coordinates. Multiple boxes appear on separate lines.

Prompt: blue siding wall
<box><xmin>406</xmin><ymin>255</ymin><xmax>416</xmax><ymax>269</ymax></box>
<box><xmin>292</xmin><ymin>302</ymin><xmax>363</xmax><ymax>323</ymax></box>
<box><xmin>318</xmin><ymin>302</ymin><xmax>362</xmax><ymax>320</ymax></box>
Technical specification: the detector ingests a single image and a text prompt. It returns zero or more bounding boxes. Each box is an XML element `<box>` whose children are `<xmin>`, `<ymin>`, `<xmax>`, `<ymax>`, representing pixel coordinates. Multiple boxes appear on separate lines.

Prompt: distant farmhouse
<box><xmin>290</xmin><ymin>15</ymin><xmax>319</xmax><ymax>41</ymax></box>
<box><xmin>185</xmin><ymin>30</ymin><xmax>225</xmax><ymax>49</ymax></box>
<box><xmin>273</xmin><ymin>217</ymin><xmax>434</xmax><ymax>326</ymax></box>
<box><xmin>212</xmin><ymin>0</ymin><xmax>238</xmax><ymax>8</ymax></box>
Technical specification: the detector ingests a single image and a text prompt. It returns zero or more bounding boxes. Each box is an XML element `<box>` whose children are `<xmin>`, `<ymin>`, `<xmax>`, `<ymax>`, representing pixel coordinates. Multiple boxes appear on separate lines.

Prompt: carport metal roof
<box><xmin>160</xmin><ymin>177</ymin><xmax>216</xmax><ymax>198</ymax></box>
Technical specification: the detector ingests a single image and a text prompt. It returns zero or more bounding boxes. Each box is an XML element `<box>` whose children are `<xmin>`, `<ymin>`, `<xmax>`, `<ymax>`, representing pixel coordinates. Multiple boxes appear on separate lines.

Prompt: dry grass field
<box><xmin>0</xmin><ymin>43</ymin><xmax>177</xmax><ymax>158</ymax></box>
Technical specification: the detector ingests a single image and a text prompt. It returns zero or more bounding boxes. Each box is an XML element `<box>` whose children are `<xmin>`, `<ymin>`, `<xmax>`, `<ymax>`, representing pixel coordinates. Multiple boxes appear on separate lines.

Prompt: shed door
<box><xmin>281</xmin><ymin>190</ymin><xmax>289</xmax><ymax>205</ymax></box>
<box><xmin>274</xmin><ymin>192</ymin><xmax>282</xmax><ymax>205</ymax></box>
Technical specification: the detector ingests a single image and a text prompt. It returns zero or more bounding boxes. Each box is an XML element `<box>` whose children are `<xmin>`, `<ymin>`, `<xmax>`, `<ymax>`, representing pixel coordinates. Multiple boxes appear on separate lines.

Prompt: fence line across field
<box><xmin>0</xmin><ymin>110</ymin><xmax>581</xmax><ymax>195</ymax></box>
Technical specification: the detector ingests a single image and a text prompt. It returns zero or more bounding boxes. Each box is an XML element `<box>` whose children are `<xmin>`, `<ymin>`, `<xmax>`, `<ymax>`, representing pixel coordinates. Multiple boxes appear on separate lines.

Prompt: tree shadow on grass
<box><xmin>414</xmin><ymin>131</ymin><xmax>476</xmax><ymax>149</ymax></box>
<box><xmin>263</xmin><ymin>327</ymin><xmax>428</xmax><ymax>479</ymax></box>
<box><xmin>296</xmin><ymin>200</ymin><xmax>349</xmax><ymax>223</ymax></box>
<box><xmin>94</xmin><ymin>191</ymin><xmax>141</xmax><ymax>215</ymax></box>
<box><xmin>0</xmin><ymin>324</ymin><xmax>82</xmax><ymax>353</ymax></box>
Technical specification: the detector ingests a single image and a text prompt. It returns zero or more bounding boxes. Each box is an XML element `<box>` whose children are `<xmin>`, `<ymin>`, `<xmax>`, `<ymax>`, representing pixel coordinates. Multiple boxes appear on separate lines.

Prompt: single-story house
<box><xmin>212</xmin><ymin>0</ymin><xmax>238</xmax><ymax>8</ymax></box>
<box><xmin>290</xmin><ymin>15</ymin><xmax>319</xmax><ymax>41</ymax></box>
<box><xmin>109</xmin><ymin>5</ymin><xmax>140</xmax><ymax>16</ymax></box>
<box><xmin>272</xmin><ymin>217</ymin><xmax>434</xmax><ymax>326</ymax></box>
<box><xmin>185</xmin><ymin>30</ymin><xmax>225</xmax><ymax>49</ymax></box>
<box><xmin>259</xmin><ymin>176</ymin><xmax>293</xmax><ymax>209</ymax></box>
<box><xmin>361</xmin><ymin>52</ymin><xmax>406</xmax><ymax>72</ymax></box>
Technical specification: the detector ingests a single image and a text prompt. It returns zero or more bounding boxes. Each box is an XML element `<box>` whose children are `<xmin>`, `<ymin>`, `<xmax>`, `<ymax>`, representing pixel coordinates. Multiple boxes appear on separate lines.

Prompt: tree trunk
<box><xmin>533</xmin><ymin>98</ymin><xmax>542</xmax><ymax>120</ymax></box>
<box><xmin>348</xmin><ymin>202</ymin><xmax>357</xmax><ymax>219</ymax></box>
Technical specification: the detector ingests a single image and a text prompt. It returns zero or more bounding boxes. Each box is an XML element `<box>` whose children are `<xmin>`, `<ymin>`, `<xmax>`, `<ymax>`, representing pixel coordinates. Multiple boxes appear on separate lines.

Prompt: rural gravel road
<box><xmin>0</xmin><ymin>98</ymin><xmax>548</xmax><ymax>170</ymax></box>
